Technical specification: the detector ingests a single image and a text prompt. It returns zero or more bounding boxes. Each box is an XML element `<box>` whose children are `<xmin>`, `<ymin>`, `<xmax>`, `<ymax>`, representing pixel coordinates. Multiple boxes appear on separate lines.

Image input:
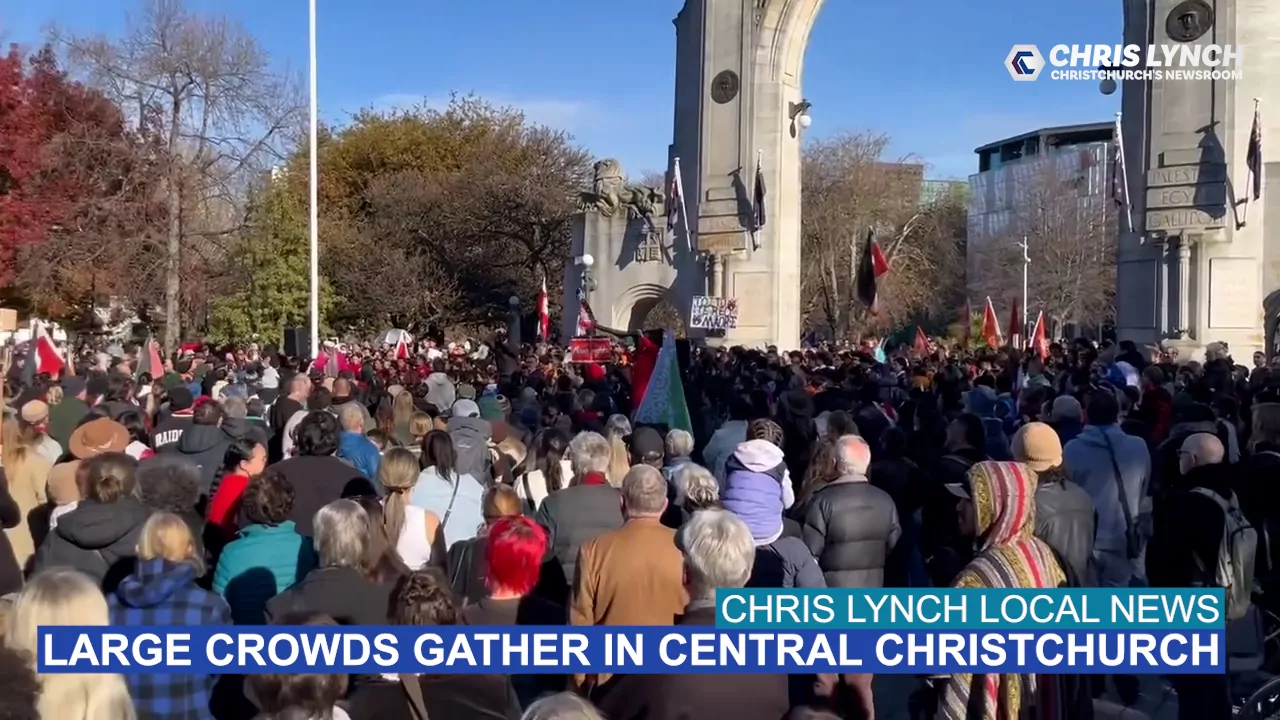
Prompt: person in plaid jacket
<box><xmin>109</xmin><ymin>511</ymin><xmax>231</xmax><ymax>720</ymax></box>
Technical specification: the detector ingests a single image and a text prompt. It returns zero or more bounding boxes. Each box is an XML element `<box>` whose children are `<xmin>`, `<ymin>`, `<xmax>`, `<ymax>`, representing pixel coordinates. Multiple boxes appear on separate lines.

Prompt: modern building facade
<box><xmin>966</xmin><ymin>122</ymin><xmax>1116</xmax><ymax>295</ymax></box>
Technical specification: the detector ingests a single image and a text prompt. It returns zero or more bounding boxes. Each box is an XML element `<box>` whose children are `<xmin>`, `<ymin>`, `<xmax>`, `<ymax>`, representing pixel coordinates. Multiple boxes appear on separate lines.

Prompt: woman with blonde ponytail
<box><xmin>379</xmin><ymin>448</ymin><xmax>444</xmax><ymax>571</ymax></box>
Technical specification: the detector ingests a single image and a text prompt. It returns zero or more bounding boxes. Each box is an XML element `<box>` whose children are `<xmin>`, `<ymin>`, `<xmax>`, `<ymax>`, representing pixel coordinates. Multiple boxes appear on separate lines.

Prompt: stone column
<box><xmin>705</xmin><ymin>254</ymin><xmax>719</xmax><ymax>298</ymax></box>
<box><xmin>1177</xmin><ymin>235</ymin><xmax>1191</xmax><ymax>339</ymax></box>
<box><xmin>1156</xmin><ymin>239</ymin><xmax>1169</xmax><ymax>336</ymax></box>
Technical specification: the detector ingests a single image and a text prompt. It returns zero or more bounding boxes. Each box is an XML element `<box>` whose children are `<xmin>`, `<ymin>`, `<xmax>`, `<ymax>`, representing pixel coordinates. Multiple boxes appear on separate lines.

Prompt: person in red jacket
<box><xmin>206</xmin><ymin>437</ymin><xmax>268</xmax><ymax>537</ymax></box>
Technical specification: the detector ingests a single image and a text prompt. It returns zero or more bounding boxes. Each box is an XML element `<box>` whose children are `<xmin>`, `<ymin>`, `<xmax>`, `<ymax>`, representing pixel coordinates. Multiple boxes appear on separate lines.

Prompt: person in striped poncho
<box><xmin>938</xmin><ymin>461</ymin><xmax>1076</xmax><ymax>720</ymax></box>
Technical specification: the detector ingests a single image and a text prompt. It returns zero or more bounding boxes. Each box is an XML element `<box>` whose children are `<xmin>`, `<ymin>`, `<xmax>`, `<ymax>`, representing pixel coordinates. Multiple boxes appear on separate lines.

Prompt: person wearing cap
<box><xmin>18</xmin><ymin>400</ymin><xmax>62</xmax><ymax>465</ymax></box>
<box><xmin>153</xmin><ymin>386</ymin><xmax>196</xmax><ymax>452</ymax></box>
<box><xmin>446</xmin><ymin>398</ymin><xmax>493</xmax><ymax>481</ymax></box>
<box><xmin>46</xmin><ymin>418</ymin><xmax>133</xmax><ymax>530</ymax></box>
<box><xmin>47</xmin><ymin>376</ymin><xmax>90</xmax><ymax>451</ymax></box>
<box><xmin>1013</xmin><ymin>422</ymin><xmax>1095</xmax><ymax>584</ymax></box>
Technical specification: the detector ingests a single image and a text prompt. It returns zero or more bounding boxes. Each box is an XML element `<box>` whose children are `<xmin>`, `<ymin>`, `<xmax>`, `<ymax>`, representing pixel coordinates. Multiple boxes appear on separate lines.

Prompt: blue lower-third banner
<box><xmin>37</xmin><ymin>626</ymin><xmax>1225</xmax><ymax>675</ymax></box>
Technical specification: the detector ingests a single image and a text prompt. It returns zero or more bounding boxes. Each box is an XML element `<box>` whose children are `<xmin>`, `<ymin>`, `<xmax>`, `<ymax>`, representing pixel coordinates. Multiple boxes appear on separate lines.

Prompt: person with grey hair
<box><xmin>800</xmin><ymin>434</ymin><xmax>900</xmax><ymax>589</ymax></box>
<box><xmin>673</xmin><ymin>463</ymin><xmax>720</xmax><ymax>522</ymax></box>
<box><xmin>595</xmin><ymin>508</ymin><xmax>791</xmax><ymax>719</ymax></box>
<box><xmin>266</xmin><ymin>499</ymin><xmax>391</xmax><ymax>625</ymax></box>
<box><xmin>570</xmin><ymin>465</ymin><xmax>687</xmax><ymax>692</ymax></box>
<box><xmin>533</xmin><ymin>432</ymin><xmax>624</xmax><ymax>605</ymax></box>
<box><xmin>663</xmin><ymin>428</ymin><xmax>695</xmax><ymax>487</ymax></box>
<box><xmin>522</xmin><ymin>692</ymin><xmax>604</xmax><ymax>720</ymax></box>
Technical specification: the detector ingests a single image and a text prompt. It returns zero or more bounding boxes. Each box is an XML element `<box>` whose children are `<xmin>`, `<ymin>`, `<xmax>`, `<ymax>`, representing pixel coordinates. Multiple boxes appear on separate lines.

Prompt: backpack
<box><xmin>1189</xmin><ymin>486</ymin><xmax>1258</xmax><ymax>621</ymax></box>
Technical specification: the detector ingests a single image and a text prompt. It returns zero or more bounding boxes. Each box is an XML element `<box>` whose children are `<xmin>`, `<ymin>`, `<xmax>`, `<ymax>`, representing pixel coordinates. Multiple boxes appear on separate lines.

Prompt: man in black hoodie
<box><xmin>153</xmin><ymin>387</ymin><xmax>195</xmax><ymax>451</ymax></box>
<box><xmin>173</xmin><ymin>401</ymin><xmax>234</xmax><ymax>496</ymax></box>
<box><xmin>1146</xmin><ymin>432</ymin><xmax>1233</xmax><ymax>720</ymax></box>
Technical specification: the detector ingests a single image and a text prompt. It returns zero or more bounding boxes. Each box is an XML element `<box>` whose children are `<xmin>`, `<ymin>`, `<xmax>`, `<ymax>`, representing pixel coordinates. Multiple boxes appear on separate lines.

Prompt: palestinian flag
<box><xmin>135</xmin><ymin>333</ymin><xmax>163</xmax><ymax>380</ymax></box>
<box><xmin>20</xmin><ymin>323</ymin><xmax>65</xmax><ymax>387</ymax></box>
<box><xmin>632</xmin><ymin>330</ymin><xmax>692</xmax><ymax>434</ymax></box>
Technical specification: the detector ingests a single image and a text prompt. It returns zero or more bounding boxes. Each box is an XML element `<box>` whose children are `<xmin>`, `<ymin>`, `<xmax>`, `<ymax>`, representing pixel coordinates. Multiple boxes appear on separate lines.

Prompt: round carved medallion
<box><xmin>710</xmin><ymin>70</ymin><xmax>740</xmax><ymax>104</ymax></box>
<box><xmin>1166</xmin><ymin>0</ymin><xmax>1214</xmax><ymax>42</ymax></box>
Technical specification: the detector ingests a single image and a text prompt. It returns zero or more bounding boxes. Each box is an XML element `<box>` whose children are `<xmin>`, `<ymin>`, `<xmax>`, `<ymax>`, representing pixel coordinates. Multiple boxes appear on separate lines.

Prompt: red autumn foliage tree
<box><xmin>0</xmin><ymin>43</ymin><xmax>167</xmax><ymax>320</ymax></box>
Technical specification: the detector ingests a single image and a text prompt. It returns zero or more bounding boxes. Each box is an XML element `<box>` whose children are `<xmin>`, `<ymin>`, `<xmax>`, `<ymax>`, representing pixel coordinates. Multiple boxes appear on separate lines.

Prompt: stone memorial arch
<box><xmin>564</xmin><ymin>0</ymin><xmax>1277</xmax><ymax>355</ymax></box>
<box><xmin>566</xmin><ymin>0</ymin><xmax>820</xmax><ymax>346</ymax></box>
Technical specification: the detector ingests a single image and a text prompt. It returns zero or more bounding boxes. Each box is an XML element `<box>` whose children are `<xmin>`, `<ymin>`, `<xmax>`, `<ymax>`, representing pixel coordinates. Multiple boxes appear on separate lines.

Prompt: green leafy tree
<box><xmin>208</xmin><ymin>184</ymin><xmax>335</xmax><ymax>345</ymax></box>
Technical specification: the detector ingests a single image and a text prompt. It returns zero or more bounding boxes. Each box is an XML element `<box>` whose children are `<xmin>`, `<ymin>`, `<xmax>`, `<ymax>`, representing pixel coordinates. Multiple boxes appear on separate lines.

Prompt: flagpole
<box><xmin>752</xmin><ymin>148</ymin><xmax>763</xmax><ymax>251</ymax></box>
<box><xmin>1114</xmin><ymin>111</ymin><xmax>1134</xmax><ymax>234</ymax></box>
<box><xmin>307</xmin><ymin>0</ymin><xmax>320</xmax><ymax>361</ymax></box>
<box><xmin>1243</xmin><ymin>97</ymin><xmax>1261</xmax><ymax>227</ymax></box>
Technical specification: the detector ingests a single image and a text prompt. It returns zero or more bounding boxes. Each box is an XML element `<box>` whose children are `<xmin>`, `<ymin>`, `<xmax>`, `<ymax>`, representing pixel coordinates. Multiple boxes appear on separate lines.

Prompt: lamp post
<box><xmin>507</xmin><ymin>295</ymin><xmax>521</xmax><ymax>346</ymax></box>
<box><xmin>307</xmin><ymin>0</ymin><xmax>320</xmax><ymax>360</ymax></box>
<box><xmin>788</xmin><ymin>99</ymin><xmax>812</xmax><ymax>138</ymax></box>
<box><xmin>575</xmin><ymin>254</ymin><xmax>595</xmax><ymax>337</ymax></box>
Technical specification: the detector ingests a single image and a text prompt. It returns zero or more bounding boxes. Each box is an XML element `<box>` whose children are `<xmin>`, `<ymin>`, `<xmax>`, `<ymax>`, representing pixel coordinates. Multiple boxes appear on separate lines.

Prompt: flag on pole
<box><xmin>134</xmin><ymin>333</ymin><xmax>163</xmax><ymax>380</ymax></box>
<box><xmin>20</xmin><ymin>323</ymin><xmax>65</xmax><ymax>387</ymax></box>
<box><xmin>1247</xmin><ymin>102</ymin><xmax>1263</xmax><ymax>202</ymax></box>
<box><xmin>667</xmin><ymin>158</ymin><xmax>686</xmax><ymax>233</ymax></box>
<box><xmin>1030</xmin><ymin>311</ymin><xmax>1049</xmax><ymax>361</ymax></box>
<box><xmin>575</xmin><ymin>298</ymin><xmax>596</xmax><ymax>337</ymax></box>
<box><xmin>633</xmin><ymin>330</ymin><xmax>692</xmax><ymax>434</ymax></box>
<box><xmin>1112</xmin><ymin>112</ymin><xmax>1134</xmax><ymax>233</ymax></box>
<box><xmin>537</xmin><ymin>276</ymin><xmax>550</xmax><ymax>343</ymax></box>
<box><xmin>981</xmin><ymin>297</ymin><xmax>1002</xmax><ymax>349</ymax></box>
<box><xmin>855</xmin><ymin>229</ymin><xmax>890</xmax><ymax>310</ymax></box>
<box><xmin>1008</xmin><ymin>297</ymin><xmax>1022</xmax><ymax>348</ymax></box>
<box><xmin>393</xmin><ymin>335</ymin><xmax>410</xmax><ymax>360</ymax></box>
<box><xmin>913</xmin><ymin>326</ymin><xmax>930</xmax><ymax>356</ymax></box>
<box><xmin>753</xmin><ymin>152</ymin><xmax>767</xmax><ymax>229</ymax></box>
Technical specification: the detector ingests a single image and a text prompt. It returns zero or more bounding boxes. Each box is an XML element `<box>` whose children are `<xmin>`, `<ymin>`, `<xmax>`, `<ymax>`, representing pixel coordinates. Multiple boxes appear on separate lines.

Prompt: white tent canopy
<box><xmin>376</xmin><ymin>328</ymin><xmax>412</xmax><ymax>347</ymax></box>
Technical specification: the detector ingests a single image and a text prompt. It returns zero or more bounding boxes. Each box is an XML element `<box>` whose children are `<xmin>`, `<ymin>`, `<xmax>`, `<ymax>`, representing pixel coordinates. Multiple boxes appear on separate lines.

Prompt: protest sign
<box><xmin>689</xmin><ymin>296</ymin><xmax>739</xmax><ymax>330</ymax></box>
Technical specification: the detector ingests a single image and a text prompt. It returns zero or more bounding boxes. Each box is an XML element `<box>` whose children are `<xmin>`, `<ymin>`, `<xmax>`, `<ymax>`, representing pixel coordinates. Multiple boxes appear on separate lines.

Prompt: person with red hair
<box><xmin>461</xmin><ymin>515</ymin><xmax>564</xmax><ymax>627</ymax></box>
<box><xmin>461</xmin><ymin>515</ymin><xmax>566</xmax><ymax>705</ymax></box>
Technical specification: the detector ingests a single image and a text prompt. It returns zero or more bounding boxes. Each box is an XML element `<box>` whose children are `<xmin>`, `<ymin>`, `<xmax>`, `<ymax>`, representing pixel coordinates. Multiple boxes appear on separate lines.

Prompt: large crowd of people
<box><xmin>0</xmin><ymin>328</ymin><xmax>1271</xmax><ymax>719</ymax></box>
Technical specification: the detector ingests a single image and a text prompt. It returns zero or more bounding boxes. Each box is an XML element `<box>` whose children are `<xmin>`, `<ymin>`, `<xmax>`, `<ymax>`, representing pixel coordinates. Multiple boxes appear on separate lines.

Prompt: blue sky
<box><xmin>6</xmin><ymin>0</ymin><xmax>1122</xmax><ymax>180</ymax></box>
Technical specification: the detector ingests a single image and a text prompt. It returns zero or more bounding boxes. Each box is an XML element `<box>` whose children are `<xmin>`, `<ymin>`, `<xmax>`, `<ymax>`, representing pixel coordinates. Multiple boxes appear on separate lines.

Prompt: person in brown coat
<box><xmin>593</xmin><ymin>509</ymin><xmax>794</xmax><ymax>720</ymax></box>
<box><xmin>571</xmin><ymin>463</ymin><xmax>687</xmax><ymax>692</ymax></box>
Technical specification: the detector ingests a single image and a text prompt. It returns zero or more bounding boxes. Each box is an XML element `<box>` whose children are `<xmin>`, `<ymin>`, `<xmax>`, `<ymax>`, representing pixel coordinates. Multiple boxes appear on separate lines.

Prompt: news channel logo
<box><xmin>1005</xmin><ymin>43</ymin><xmax>1243</xmax><ymax>83</ymax></box>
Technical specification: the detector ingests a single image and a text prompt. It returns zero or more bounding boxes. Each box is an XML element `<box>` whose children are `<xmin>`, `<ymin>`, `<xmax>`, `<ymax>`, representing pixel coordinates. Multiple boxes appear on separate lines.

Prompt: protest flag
<box><xmin>913</xmin><ymin>326</ymin><xmax>930</xmax><ymax>356</ymax></box>
<box><xmin>1030</xmin><ymin>311</ymin><xmax>1049</xmax><ymax>361</ymax></box>
<box><xmin>537</xmin><ymin>276</ymin><xmax>550</xmax><ymax>343</ymax></box>
<box><xmin>134</xmin><ymin>333</ymin><xmax>163</xmax><ymax>380</ymax></box>
<box><xmin>633</xmin><ymin>330</ymin><xmax>692</xmax><ymax>434</ymax></box>
<box><xmin>981</xmin><ymin>297</ymin><xmax>1002</xmax><ymax>349</ymax></box>
<box><xmin>1008</xmin><ymin>297</ymin><xmax>1021</xmax><ymax>348</ymax></box>
<box><xmin>855</xmin><ymin>229</ymin><xmax>890</xmax><ymax>310</ymax></box>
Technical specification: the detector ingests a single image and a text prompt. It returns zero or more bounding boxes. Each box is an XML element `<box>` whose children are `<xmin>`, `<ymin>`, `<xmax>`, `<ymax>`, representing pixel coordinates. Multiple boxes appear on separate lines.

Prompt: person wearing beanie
<box><xmin>153</xmin><ymin>386</ymin><xmax>196</xmax><ymax>451</ymax></box>
<box><xmin>1047</xmin><ymin>395</ymin><xmax>1084</xmax><ymax>446</ymax></box>
<box><xmin>48</xmin><ymin>376</ymin><xmax>91</xmax><ymax>451</ymax></box>
<box><xmin>1013</xmin><ymin>422</ymin><xmax>1096</xmax><ymax>585</ymax></box>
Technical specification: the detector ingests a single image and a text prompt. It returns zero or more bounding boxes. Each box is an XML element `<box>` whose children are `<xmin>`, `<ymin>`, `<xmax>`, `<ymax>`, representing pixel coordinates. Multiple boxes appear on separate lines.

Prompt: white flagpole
<box><xmin>673</xmin><ymin>156</ymin><xmax>692</xmax><ymax>252</ymax></box>
<box><xmin>752</xmin><ymin>148</ymin><xmax>763</xmax><ymax>250</ymax></box>
<box><xmin>308</xmin><ymin>0</ymin><xmax>320</xmax><ymax>361</ymax></box>
<box><xmin>1114</xmin><ymin>111</ymin><xmax>1134</xmax><ymax>234</ymax></box>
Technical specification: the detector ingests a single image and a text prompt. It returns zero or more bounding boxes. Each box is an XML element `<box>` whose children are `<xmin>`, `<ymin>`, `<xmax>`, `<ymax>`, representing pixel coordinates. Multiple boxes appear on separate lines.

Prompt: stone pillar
<box><xmin>1116</xmin><ymin>0</ymin><xmax>1276</xmax><ymax>360</ymax></box>
<box><xmin>671</xmin><ymin>0</ymin><xmax>814</xmax><ymax>348</ymax></box>
<box><xmin>705</xmin><ymin>254</ymin><xmax>720</xmax><ymax>298</ymax></box>
<box><xmin>1177</xmin><ymin>235</ymin><xmax>1192</xmax><ymax>338</ymax></box>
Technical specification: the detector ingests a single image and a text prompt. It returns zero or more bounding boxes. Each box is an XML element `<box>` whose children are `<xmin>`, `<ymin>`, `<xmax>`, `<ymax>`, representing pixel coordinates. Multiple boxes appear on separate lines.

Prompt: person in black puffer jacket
<box><xmin>32</xmin><ymin>453</ymin><xmax>152</xmax><ymax>592</ymax></box>
<box><xmin>798</xmin><ymin>434</ymin><xmax>900</xmax><ymax>589</ymax></box>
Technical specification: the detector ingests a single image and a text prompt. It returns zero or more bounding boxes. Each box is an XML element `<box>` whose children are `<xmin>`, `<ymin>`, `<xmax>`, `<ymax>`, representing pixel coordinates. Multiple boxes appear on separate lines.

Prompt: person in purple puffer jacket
<box><xmin>722</xmin><ymin>420</ymin><xmax>824</xmax><ymax>589</ymax></box>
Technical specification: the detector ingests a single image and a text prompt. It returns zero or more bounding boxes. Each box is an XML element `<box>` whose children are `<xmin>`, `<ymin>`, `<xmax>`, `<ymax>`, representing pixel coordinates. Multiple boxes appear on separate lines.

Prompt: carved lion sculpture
<box><xmin>580</xmin><ymin>159</ymin><xmax>664</xmax><ymax>221</ymax></box>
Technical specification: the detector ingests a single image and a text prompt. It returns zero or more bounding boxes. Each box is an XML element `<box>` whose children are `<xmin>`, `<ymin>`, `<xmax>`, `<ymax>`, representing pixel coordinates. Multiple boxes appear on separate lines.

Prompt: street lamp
<box><xmin>789</xmin><ymin>100</ymin><xmax>813</xmax><ymax>138</ymax></box>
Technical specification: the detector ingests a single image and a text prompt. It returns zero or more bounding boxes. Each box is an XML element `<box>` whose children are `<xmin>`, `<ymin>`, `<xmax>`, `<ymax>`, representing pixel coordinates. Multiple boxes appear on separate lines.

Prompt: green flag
<box><xmin>633</xmin><ymin>331</ymin><xmax>692</xmax><ymax>434</ymax></box>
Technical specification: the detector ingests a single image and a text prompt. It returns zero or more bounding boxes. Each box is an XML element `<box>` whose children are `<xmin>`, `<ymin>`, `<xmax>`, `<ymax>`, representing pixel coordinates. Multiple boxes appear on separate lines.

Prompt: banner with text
<box><xmin>690</xmin><ymin>296</ymin><xmax>739</xmax><ymax>330</ymax></box>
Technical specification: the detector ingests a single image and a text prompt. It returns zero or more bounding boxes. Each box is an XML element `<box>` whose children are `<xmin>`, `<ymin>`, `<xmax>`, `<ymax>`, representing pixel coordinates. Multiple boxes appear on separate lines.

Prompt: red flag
<box><xmin>537</xmin><ymin>277</ymin><xmax>550</xmax><ymax>343</ymax></box>
<box><xmin>913</xmin><ymin>326</ymin><xmax>930</xmax><ymax>356</ymax></box>
<box><xmin>394</xmin><ymin>336</ymin><xmax>409</xmax><ymax>360</ymax></box>
<box><xmin>871</xmin><ymin>242</ymin><xmax>889</xmax><ymax>278</ymax></box>
<box><xmin>32</xmin><ymin>325</ymin><xmax>65</xmax><ymax>378</ymax></box>
<box><xmin>1008</xmin><ymin>297</ymin><xmax>1021</xmax><ymax>348</ymax></box>
<box><xmin>576</xmin><ymin>299</ymin><xmax>596</xmax><ymax>337</ymax></box>
<box><xmin>1030</xmin><ymin>311</ymin><xmax>1049</xmax><ymax>360</ymax></box>
<box><xmin>981</xmin><ymin>297</ymin><xmax>1002</xmax><ymax>349</ymax></box>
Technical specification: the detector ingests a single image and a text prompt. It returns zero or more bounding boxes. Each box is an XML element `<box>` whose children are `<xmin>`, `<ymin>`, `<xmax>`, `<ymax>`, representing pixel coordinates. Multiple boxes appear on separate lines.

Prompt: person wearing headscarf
<box><xmin>937</xmin><ymin>461</ymin><xmax>1085</xmax><ymax>720</ymax></box>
